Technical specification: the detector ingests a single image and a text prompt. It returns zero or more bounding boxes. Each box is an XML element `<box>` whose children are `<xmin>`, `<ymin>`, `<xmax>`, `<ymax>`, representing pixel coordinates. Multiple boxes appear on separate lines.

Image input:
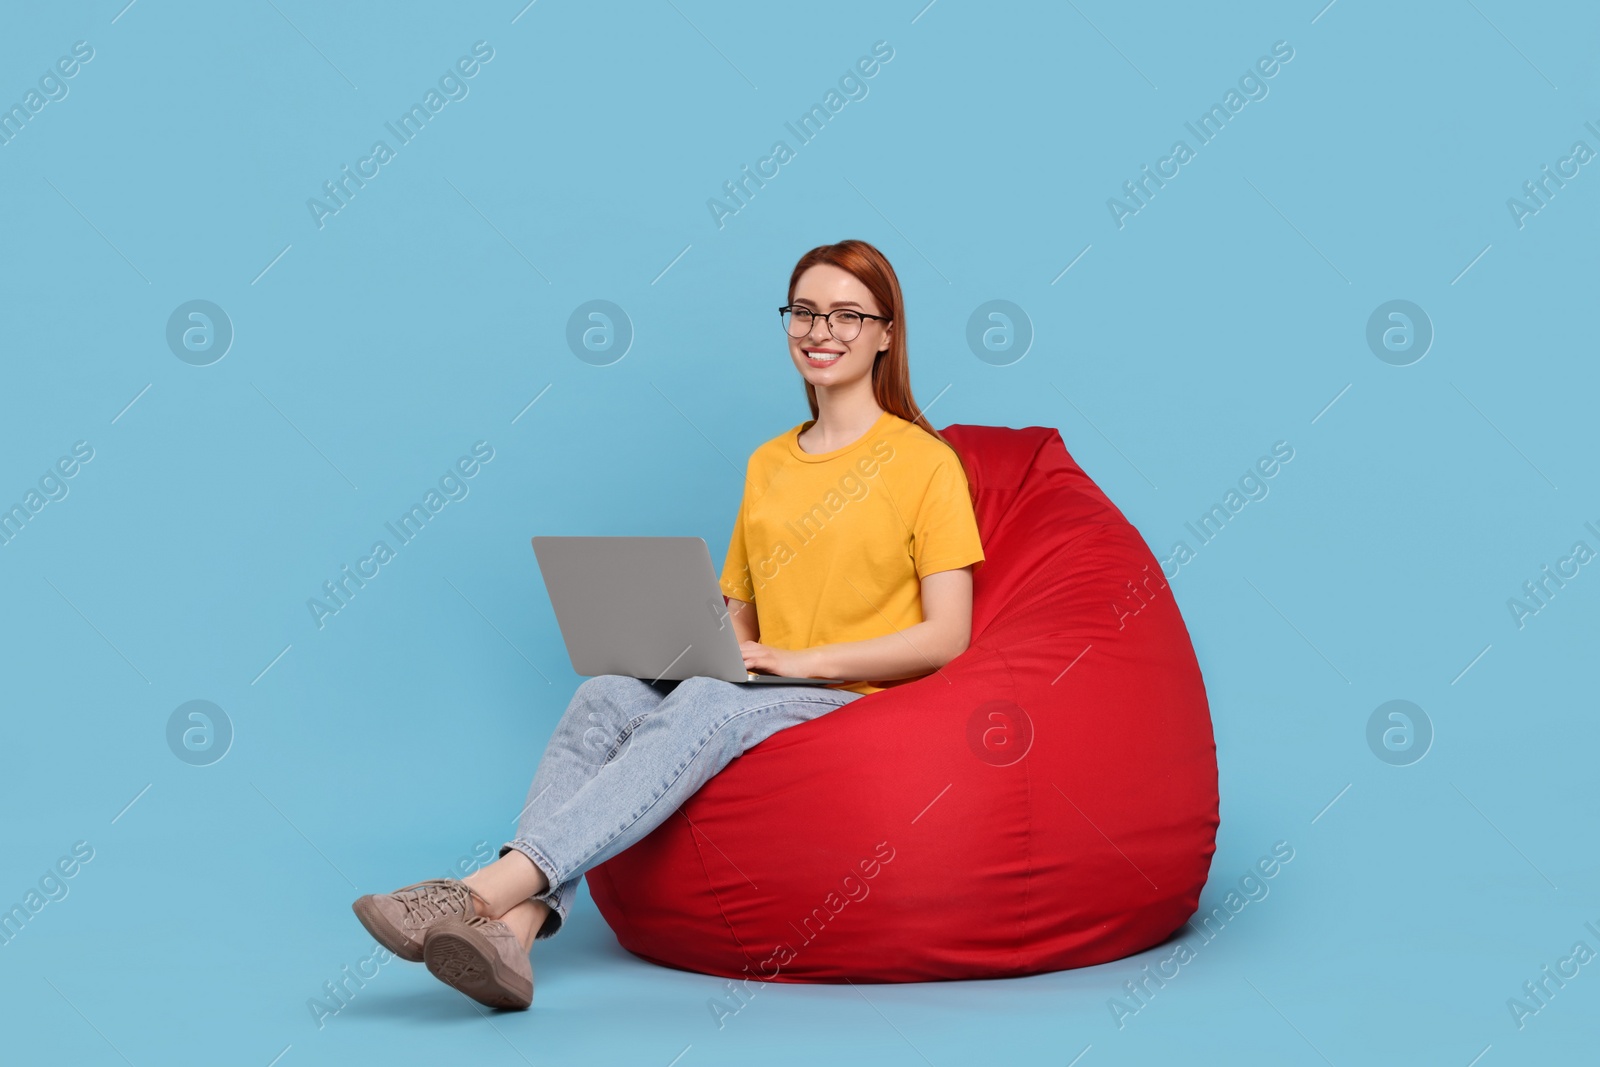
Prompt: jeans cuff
<box><xmin>499</xmin><ymin>841</ymin><xmax>573</xmax><ymax>938</ymax></box>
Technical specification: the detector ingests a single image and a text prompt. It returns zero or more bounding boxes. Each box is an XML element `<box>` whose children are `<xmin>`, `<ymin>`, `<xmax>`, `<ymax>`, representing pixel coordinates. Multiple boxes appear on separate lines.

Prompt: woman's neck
<box><xmin>804</xmin><ymin>382</ymin><xmax>885</xmax><ymax>453</ymax></box>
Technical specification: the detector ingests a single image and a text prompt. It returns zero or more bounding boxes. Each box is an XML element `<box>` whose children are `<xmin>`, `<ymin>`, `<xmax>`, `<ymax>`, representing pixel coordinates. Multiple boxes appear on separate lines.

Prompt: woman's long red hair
<box><xmin>787</xmin><ymin>240</ymin><xmax>958</xmax><ymax>457</ymax></box>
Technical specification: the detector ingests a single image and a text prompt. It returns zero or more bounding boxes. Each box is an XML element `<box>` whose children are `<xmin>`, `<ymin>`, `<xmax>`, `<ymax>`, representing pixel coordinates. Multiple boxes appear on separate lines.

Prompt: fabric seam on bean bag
<box><xmin>678</xmin><ymin>808</ymin><xmax>758</xmax><ymax>968</ymax></box>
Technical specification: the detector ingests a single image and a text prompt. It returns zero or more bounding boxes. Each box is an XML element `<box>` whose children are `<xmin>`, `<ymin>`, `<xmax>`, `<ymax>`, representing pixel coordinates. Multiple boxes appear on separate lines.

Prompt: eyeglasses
<box><xmin>778</xmin><ymin>305</ymin><xmax>891</xmax><ymax>343</ymax></box>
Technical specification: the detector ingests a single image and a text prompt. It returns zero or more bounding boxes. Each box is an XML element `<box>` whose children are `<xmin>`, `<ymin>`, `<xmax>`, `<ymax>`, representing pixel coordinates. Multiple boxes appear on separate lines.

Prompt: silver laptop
<box><xmin>531</xmin><ymin>536</ymin><xmax>835</xmax><ymax>686</ymax></box>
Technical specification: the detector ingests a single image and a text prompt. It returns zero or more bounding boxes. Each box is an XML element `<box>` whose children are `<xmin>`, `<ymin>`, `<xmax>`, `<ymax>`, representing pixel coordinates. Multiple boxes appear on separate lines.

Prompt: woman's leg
<box><xmin>465</xmin><ymin>674</ymin><xmax>672</xmax><ymax>932</ymax></box>
<box><xmin>494</xmin><ymin>898</ymin><xmax>548</xmax><ymax>951</ymax></box>
<box><xmin>489</xmin><ymin>675</ymin><xmax>861</xmax><ymax>938</ymax></box>
<box><xmin>352</xmin><ymin>676</ymin><xmax>676</xmax><ymax>965</ymax></box>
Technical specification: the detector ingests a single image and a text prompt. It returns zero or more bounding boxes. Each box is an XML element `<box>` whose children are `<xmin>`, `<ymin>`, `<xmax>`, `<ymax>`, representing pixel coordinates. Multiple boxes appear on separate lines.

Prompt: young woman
<box><xmin>352</xmin><ymin>239</ymin><xmax>984</xmax><ymax>1009</ymax></box>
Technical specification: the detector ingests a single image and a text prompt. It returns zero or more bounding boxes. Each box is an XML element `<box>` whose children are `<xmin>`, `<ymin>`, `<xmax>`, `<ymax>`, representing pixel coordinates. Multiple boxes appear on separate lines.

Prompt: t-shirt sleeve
<box><xmin>911</xmin><ymin>453</ymin><xmax>985</xmax><ymax>579</ymax></box>
<box><xmin>719</xmin><ymin>483</ymin><xmax>756</xmax><ymax>603</ymax></box>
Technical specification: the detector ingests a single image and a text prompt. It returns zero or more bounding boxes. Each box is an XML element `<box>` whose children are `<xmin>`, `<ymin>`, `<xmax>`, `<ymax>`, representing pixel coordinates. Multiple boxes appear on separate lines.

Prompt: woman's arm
<box><xmin>727</xmin><ymin>596</ymin><xmax>759</xmax><ymax>644</ymax></box>
<box><xmin>739</xmin><ymin>566</ymin><xmax>973</xmax><ymax>682</ymax></box>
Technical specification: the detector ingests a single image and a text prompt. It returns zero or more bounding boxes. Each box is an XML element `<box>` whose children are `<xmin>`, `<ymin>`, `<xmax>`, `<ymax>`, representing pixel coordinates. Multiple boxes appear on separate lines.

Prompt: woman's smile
<box><xmin>801</xmin><ymin>345</ymin><xmax>846</xmax><ymax>367</ymax></box>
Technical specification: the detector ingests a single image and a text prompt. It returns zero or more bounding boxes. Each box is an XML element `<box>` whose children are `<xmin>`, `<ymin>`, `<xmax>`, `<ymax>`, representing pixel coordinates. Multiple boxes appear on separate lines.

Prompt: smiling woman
<box><xmin>353</xmin><ymin>239</ymin><xmax>984</xmax><ymax>1010</ymax></box>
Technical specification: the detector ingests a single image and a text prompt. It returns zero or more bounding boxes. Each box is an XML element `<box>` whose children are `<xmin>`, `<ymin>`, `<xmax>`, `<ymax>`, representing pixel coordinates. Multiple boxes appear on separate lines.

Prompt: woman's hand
<box><xmin>744</xmin><ymin>567</ymin><xmax>973</xmax><ymax>685</ymax></box>
<box><xmin>739</xmin><ymin>641</ymin><xmax>817</xmax><ymax>679</ymax></box>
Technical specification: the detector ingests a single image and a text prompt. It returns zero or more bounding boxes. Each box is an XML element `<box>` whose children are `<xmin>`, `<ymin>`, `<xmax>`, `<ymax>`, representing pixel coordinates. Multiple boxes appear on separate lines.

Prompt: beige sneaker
<box><xmin>351</xmin><ymin>879</ymin><xmax>477</xmax><ymax>963</ymax></box>
<box><xmin>423</xmin><ymin>914</ymin><xmax>534</xmax><ymax>1010</ymax></box>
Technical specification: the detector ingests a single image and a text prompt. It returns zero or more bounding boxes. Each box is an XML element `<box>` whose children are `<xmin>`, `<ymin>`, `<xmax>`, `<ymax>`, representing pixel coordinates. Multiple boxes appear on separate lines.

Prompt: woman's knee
<box><xmin>574</xmin><ymin>673</ymin><xmax>661</xmax><ymax>702</ymax></box>
<box><xmin>651</xmin><ymin>676</ymin><xmax>746</xmax><ymax>733</ymax></box>
<box><xmin>666</xmin><ymin>674</ymin><xmax>734</xmax><ymax>697</ymax></box>
<box><xmin>567</xmin><ymin>675</ymin><xmax>666</xmax><ymax>725</ymax></box>
<box><xmin>553</xmin><ymin>675</ymin><xmax>623</xmax><ymax>732</ymax></box>
<box><xmin>573</xmin><ymin>674</ymin><xmax>632</xmax><ymax>702</ymax></box>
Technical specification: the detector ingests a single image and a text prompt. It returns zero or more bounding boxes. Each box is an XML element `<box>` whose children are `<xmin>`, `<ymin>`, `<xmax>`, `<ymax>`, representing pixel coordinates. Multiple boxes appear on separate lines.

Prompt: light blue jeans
<box><xmin>498</xmin><ymin>674</ymin><xmax>862</xmax><ymax>937</ymax></box>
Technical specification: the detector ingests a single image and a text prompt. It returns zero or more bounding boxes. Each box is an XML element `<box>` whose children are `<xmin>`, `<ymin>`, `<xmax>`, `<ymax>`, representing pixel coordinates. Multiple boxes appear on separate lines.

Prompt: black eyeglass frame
<box><xmin>777</xmin><ymin>304</ymin><xmax>893</xmax><ymax>342</ymax></box>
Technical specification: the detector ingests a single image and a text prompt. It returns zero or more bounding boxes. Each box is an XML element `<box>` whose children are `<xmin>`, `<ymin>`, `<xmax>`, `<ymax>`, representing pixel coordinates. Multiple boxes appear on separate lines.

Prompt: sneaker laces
<box><xmin>400</xmin><ymin>880</ymin><xmax>473</xmax><ymax>925</ymax></box>
<box><xmin>452</xmin><ymin>914</ymin><xmax>522</xmax><ymax>947</ymax></box>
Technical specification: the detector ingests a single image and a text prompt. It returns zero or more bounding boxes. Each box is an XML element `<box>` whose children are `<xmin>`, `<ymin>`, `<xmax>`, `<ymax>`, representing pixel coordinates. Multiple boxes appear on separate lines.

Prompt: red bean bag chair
<box><xmin>586</xmin><ymin>424</ymin><xmax>1219</xmax><ymax>982</ymax></box>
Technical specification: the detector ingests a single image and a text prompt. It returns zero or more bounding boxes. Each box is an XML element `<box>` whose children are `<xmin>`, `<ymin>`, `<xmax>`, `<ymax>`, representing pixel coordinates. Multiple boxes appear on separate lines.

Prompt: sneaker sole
<box><xmin>424</xmin><ymin>927</ymin><xmax>533</xmax><ymax>1010</ymax></box>
<box><xmin>351</xmin><ymin>897</ymin><xmax>425</xmax><ymax>963</ymax></box>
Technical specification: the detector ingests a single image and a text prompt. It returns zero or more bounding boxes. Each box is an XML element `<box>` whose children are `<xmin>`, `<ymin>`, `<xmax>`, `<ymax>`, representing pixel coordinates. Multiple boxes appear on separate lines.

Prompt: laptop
<box><xmin>531</xmin><ymin>536</ymin><xmax>836</xmax><ymax>686</ymax></box>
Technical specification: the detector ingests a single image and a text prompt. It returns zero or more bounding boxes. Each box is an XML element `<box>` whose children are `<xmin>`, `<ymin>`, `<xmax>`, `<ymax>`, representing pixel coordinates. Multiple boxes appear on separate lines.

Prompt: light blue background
<box><xmin>1</xmin><ymin>1</ymin><xmax>1596</xmax><ymax>1064</ymax></box>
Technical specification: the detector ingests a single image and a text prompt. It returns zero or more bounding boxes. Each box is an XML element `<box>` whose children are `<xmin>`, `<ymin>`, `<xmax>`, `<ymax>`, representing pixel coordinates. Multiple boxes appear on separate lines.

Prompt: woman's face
<box><xmin>786</xmin><ymin>264</ymin><xmax>892</xmax><ymax>392</ymax></box>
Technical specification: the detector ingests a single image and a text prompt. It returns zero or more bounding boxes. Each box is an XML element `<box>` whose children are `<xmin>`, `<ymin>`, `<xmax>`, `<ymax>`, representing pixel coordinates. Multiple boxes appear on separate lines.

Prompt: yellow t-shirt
<box><xmin>719</xmin><ymin>410</ymin><xmax>985</xmax><ymax>695</ymax></box>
